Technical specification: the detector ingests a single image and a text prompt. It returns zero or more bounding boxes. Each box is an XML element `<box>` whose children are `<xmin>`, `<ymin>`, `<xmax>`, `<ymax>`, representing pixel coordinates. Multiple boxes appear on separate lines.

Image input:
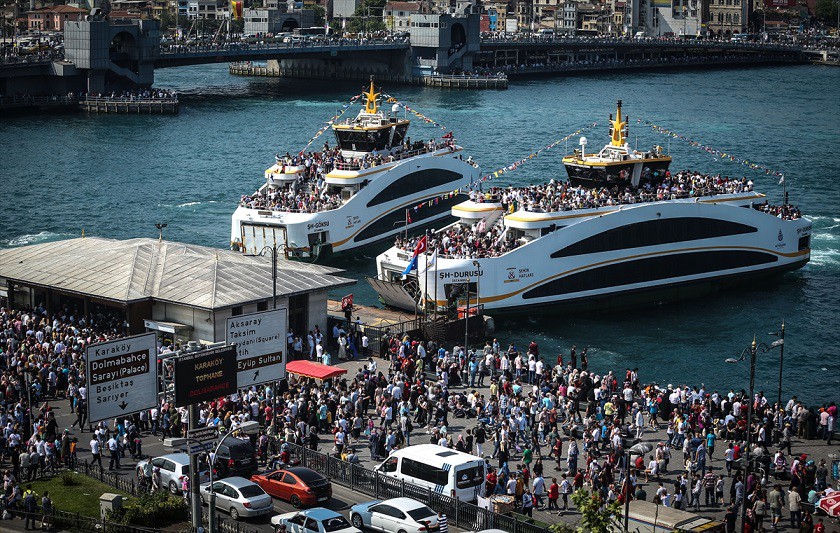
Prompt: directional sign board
<box><xmin>186</xmin><ymin>426</ymin><xmax>219</xmax><ymax>455</ymax></box>
<box><xmin>86</xmin><ymin>332</ymin><xmax>158</xmax><ymax>423</ymax></box>
<box><xmin>226</xmin><ymin>308</ymin><xmax>287</xmax><ymax>388</ymax></box>
<box><xmin>173</xmin><ymin>345</ymin><xmax>238</xmax><ymax>407</ymax></box>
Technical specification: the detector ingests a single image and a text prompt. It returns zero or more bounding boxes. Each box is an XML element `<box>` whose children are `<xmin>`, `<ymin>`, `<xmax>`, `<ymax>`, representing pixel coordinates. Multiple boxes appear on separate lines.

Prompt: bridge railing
<box><xmin>160</xmin><ymin>37</ymin><xmax>409</xmax><ymax>55</ymax></box>
<box><xmin>479</xmin><ymin>35</ymin><xmax>801</xmax><ymax>51</ymax></box>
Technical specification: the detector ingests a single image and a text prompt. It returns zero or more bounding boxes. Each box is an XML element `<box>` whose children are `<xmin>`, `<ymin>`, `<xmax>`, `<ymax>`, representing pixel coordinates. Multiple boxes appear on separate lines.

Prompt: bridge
<box><xmin>0</xmin><ymin>14</ymin><xmax>819</xmax><ymax>97</ymax></box>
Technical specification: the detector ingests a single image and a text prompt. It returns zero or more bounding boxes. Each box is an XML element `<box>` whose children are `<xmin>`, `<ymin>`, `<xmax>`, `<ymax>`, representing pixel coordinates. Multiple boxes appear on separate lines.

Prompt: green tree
<box><xmin>345</xmin><ymin>0</ymin><xmax>386</xmax><ymax>34</ymax></box>
<box><xmin>547</xmin><ymin>488</ymin><xmax>623</xmax><ymax>533</ymax></box>
<box><xmin>814</xmin><ymin>0</ymin><xmax>838</xmax><ymax>25</ymax></box>
<box><xmin>312</xmin><ymin>5</ymin><xmax>325</xmax><ymax>27</ymax></box>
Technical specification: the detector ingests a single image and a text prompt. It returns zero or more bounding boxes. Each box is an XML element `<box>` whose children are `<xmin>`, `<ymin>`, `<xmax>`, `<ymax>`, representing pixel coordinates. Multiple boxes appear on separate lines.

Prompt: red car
<box><xmin>250</xmin><ymin>467</ymin><xmax>332</xmax><ymax>508</ymax></box>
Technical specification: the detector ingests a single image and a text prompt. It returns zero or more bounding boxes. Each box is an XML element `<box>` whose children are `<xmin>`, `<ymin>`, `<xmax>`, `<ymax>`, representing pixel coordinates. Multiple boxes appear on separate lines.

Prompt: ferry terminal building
<box><xmin>0</xmin><ymin>237</ymin><xmax>355</xmax><ymax>348</ymax></box>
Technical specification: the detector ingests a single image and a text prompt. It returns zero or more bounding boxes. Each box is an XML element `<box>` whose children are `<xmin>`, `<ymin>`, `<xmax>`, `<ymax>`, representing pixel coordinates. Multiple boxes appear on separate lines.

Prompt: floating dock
<box><xmin>229</xmin><ymin>63</ymin><xmax>507</xmax><ymax>90</ymax></box>
<box><xmin>80</xmin><ymin>97</ymin><xmax>179</xmax><ymax>114</ymax></box>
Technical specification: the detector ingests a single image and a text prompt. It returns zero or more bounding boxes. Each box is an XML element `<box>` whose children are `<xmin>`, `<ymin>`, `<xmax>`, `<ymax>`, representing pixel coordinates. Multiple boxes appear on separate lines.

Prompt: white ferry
<box><xmin>231</xmin><ymin>80</ymin><xmax>479</xmax><ymax>261</ymax></box>
<box><xmin>371</xmin><ymin>103</ymin><xmax>812</xmax><ymax>313</ymax></box>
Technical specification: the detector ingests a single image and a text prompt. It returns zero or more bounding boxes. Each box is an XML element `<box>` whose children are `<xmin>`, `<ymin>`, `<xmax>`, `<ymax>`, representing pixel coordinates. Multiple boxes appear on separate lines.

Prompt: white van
<box><xmin>375</xmin><ymin>444</ymin><xmax>486</xmax><ymax>501</ymax></box>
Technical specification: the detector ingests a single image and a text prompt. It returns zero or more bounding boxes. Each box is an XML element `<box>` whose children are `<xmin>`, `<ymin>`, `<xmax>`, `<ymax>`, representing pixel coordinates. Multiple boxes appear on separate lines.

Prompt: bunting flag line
<box><xmin>403</xmin><ymin>122</ymin><xmax>600</xmax><ymax>217</ymax></box>
<box><xmin>382</xmin><ymin>93</ymin><xmax>450</xmax><ymax>133</ymax></box>
<box><xmin>299</xmin><ymin>93</ymin><xmax>364</xmax><ymax>154</ymax></box>
<box><xmin>472</xmin><ymin>122</ymin><xmax>599</xmax><ymax>187</ymax></box>
<box><xmin>637</xmin><ymin>118</ymin><xmax>787</xmax><ymax>182</ymax></box>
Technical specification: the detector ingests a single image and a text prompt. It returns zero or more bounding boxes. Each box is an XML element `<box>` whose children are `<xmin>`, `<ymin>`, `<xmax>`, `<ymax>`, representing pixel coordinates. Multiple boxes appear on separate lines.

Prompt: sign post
<box><xmin>226</xmin><ymin>308</ymin><xmax>288</xmax><ymax>388</ymax></box>
<box><xmin>86</xmin><ymin>332</ymin><xmax>158</xmax><ymax>423</ymax></box>
<box><xmin>173</xmin><ymin>345</ymin><xmax>238</xmax><ymax>407</ymax></box>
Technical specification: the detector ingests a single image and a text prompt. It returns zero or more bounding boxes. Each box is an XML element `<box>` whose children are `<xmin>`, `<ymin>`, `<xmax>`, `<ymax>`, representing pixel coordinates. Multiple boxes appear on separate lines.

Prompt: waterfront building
<box><xmin>626</xmin><ymin>0</ymin><xmax>705</xmax><ymax>36</ymax></box>
<box><xmin>26</xmin><ymin>5</ymin><xmax>87</xmax><ymax>32</ymax></box>
<box><xmin>560</xmin><ymin>1</ymin><xmax>576</xmax><ymax>34</ymax></box>
<box><xmin>243</xmin><ymin>7</ymin><xmax>314</xmax><ymax>34</ymax></box>
<box><xmin>384</xmin><ymin>1</ymin><xmax>423</xmax><ymax>30</ymax></box>
<box><xmin>0</xmin><ymin>237</ymin><xmax>354</xmax><ymax>346</ymax></box>
<box><xmin>708</xmin><ymin>0</ymin><xmax>745</xmax><ymax>36</ymax></box>
<box><xmin>186</xmin><ymin>0</ymin><xmax>229</xmax><ymax>20</ymax></box>
<box><xmin>333</xmin><ymin>0</ymin><xmax>361</xmax><ymax>22</ymax></box>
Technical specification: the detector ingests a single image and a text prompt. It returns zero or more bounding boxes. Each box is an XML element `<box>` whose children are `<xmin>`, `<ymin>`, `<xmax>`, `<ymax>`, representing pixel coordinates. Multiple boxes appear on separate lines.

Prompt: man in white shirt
<box><xmin>90</xmin><ymin>437</ymin><xmax>102</xmax><ymax>468</ymax></box>
<box><xmin>107</xmin><ymin>436</ymin><xmax>120</xmax><ymax>470</ymax></box>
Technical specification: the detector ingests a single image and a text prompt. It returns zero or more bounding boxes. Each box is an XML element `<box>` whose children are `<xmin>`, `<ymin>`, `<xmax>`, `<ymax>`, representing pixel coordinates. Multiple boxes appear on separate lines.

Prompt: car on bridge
<box><xmin>136</xmin><ymin>452</ymin><xmax>211</xmax><ymax>495</ymax></box>
<box><xmin>349</xmin><ymin>497</ymin><xmax>439</xmax><ymax>533</ymax></box>
<box><xmin>250</xmin><ymin>466</ymin><xmax>332</xmax><ymax>508</ymax></box>
<box><xmin>272</xmin><ymin>508</ymin><xmax>361</xmax><ymax>533</ymax></box>
<box><xmin>200</xmin><ymin>476</ymin><xmax>274</xmax><ymax>521</ymax></box>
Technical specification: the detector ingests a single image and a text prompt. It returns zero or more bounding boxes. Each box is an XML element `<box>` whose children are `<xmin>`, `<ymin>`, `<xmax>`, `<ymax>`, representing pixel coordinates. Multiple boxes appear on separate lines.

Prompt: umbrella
<box><xmin>818</xmin><ymin>491</ymin><xmax>840</xmax><ymax>517</ymax></box>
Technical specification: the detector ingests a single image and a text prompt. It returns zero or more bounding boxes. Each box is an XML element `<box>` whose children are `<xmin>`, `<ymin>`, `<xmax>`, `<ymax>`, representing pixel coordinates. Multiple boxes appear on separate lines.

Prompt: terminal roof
<box><xmin>0</xmin><ymin>237</ymin><xmax>354</xmax><ymax>310</ymax></box>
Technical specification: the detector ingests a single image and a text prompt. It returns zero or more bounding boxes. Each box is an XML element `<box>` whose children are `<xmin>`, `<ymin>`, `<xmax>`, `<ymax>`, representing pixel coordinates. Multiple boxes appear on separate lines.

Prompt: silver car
<box><xmin>200</xmin><ymin>476</ymin><xmax>274</xmax><ymax>520</ymax></box>
<box><xmin>136</xmin><ymin>453</ymin><xmax>210</xmax><ymax>495</ymax></box>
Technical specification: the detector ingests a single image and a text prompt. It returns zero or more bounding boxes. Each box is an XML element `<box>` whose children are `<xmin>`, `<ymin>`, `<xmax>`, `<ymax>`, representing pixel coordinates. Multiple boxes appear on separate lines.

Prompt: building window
<box><xmin>733</xmin><ymin>13</ymin><xmax>739</xmax><ymax>22</ymax></box>
<box><xmin>231</xmin><ymin>306</ymin><xmax>243</xmax><ymax>316</ymax></box>
<box><xmin>257</xmin><ymin>301</ymin><xmax>268</xmax><ymax>311</ymax></box>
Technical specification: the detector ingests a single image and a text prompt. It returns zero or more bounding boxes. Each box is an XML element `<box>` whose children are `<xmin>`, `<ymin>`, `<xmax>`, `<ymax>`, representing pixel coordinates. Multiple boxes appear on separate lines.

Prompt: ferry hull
<box><xmin>375</xmin><ymin>199</ymin><xmax>812</xmax><ymax>315</ymax></box>
<box><xmin>232</xmin><ymin>149</ymin><xmax>476</xmax><ymax>262</ymax></box>
<box><xmin>483</xmin><ymin>258</ymin><xmax>808</xmax><ymax>316</ymax></box>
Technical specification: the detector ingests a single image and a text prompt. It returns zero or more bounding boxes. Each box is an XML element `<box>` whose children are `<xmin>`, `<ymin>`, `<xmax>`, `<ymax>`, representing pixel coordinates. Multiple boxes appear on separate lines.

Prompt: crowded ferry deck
<box><xmin>231</xmin><ymin>79</ymin><xmax>480</xmax><ymax>260</ymax></box>
<box><xmin>393</xmin><ymin>170</ymin><xmax>803</xmax><ymax>261</ymax></box>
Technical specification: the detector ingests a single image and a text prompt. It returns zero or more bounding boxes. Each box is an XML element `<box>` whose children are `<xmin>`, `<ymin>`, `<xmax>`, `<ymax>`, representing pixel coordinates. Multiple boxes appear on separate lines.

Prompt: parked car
<box><xmin>136</xmin><ymin>453</ymin><xmax>210</xmax><ymax>495</ymax></box>
<box><xmin>214</xmin><ymin>437</ymin><xmax>258</xmax><ymax>479</ymax></box>
<box><xmin>199</xmin><ymin>476</ymin><xmax>273</xmax><ymax>520</ymax></box>
<box><xmin>349</xmin><ymin>497</ymin><xmax>439</xmax><ymax>533</ymax></box>
<box><xmin>251</xmin><ymin>467</ymin><xmax>332</xmax><ymax>508</ymax></box>
<box><xmin>272</xmin><ymin>508</ymin><xmax>361</xmax><ymax>533</ymax></box>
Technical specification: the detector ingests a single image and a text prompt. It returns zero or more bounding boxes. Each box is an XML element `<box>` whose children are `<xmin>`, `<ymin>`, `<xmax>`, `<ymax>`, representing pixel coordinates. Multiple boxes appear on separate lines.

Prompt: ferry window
<box><xmin>551</xmin><ymin>218</ymin><xmax>757</xmax><ymax>258</ymax></box>
<box><xmin>367</xmin><ymin>169</ymin><xmax>462</xmax><ymax>208</ymax></box>
<box><xmin>231</xmin><ymin>306</ymin><xmax>243</xmax><ymax>316</ymax></box>
<box><xmin>524</xmin><ymin>250</ymin><xmax>777</xmax><ymax>300</ymax></box>
<box><xmin>798</xmin><ymin>235</ymin><xmax>810</xmax><ymax>251</ymax></box>
<box><xmin>257</xmin><ymin>301</ymin><xmax>268</xmax><ymax>311</ymax></box>
<box><xmin>354</xmin><ymin>195</ymin><xmax>459</xmax><ymax>243</ymax></box>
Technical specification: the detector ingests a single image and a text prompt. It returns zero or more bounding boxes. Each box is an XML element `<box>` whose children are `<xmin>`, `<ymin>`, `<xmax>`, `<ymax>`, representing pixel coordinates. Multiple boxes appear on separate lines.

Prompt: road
<box><xmin>36</xmin><ymin>356</ymin><xmax>839</xmax><ymax>532</ymax></box>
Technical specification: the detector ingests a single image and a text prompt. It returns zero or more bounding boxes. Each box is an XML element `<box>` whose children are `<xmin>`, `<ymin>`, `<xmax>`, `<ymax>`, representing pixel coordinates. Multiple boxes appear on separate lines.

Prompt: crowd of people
<box><xmin>395</xmin><ymin>169</ymin><xmax>801</xmax><ymax>259</ymax></box>
<box><xmin>0</xmin><ymin>303</ymin><xmax>835</xmax><ymax>533</ymax></box>
<box><xmin>239</xmin><ymin>137</ymin><xmax>455</xmax><ymax>213</ymax></box>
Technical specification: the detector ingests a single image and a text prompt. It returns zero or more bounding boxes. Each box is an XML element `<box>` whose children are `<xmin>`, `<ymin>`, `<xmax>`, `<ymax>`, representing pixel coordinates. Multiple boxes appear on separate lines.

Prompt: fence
<box><xmin>9</xmin><ymin>508</ymin><xmax>159</xmax><ymax>533</ymax></box>
<box><xmin>283</xmin><ymin>441</ymin><xmax>548</xmax><ymax>533</ymax></box>
<box><xmin>77</xmin><ymin>460</ymin><xmax>140</xmax><ymax>497</ymax></box>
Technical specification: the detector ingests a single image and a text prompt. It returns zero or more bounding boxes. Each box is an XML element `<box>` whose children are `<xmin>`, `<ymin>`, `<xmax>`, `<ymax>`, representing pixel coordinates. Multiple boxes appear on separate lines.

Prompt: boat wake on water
<box><xmin>0</xmin><ymin>231</ymin><xmax>71</xmax><ymax>247</ymax></box>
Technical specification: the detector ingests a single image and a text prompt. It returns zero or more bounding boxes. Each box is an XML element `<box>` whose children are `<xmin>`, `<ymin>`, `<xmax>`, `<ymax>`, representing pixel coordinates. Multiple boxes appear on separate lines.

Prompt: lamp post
<box><xmin>623</xmin><ymin>442</ymin><xmax>653</xmax><ymax>531</ymax></box>
<box><xmin>250</xmin><ymin>244</ymin><xmax>282</xmax><ymax>433</ymax></box>
<box><xmin>725</xmin><ymin>338</ymin><xmax>757</xmax><ymax>533</ymax></box>
<box><xmin>472</xmin><ymin>260</ymin><xmax>481</xmax><ymax>314</ymax></box>
<box><xmin>725</xmin><ymin>326</ymin><xmax>787</xmax><ymax>533</ymax></box>
<box><xmin>463</xmin><ymin>275</ymin><xmax>470</xmax><ymax>354</ymax></box>
<box><xmin>155</xmin><ymin>222</ymin><xmax>168</xmax><ymax>242</ymax></box>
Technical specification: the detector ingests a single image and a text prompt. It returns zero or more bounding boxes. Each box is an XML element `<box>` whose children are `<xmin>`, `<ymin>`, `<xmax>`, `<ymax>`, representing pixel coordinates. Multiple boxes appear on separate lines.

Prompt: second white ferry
<box><xmin>231</xmin><ymin>80</ymin><xmax>479</xmax><ymax>261</ymax></box>
<box><xmin>371</xmin><ymin>102</ymin><xmax>812</xmax><ymax>313</ymax></box>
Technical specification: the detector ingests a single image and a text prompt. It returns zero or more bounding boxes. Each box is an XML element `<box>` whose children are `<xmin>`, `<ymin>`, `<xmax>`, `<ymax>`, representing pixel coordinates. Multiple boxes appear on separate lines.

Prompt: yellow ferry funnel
<box><xmin>364</xmin><ymin>78</ymin><xmax>380</xmax><ymax>114</ymax></box>
<box><xmin>611</xmin><ymin>100</ymin><xmax>628</xmax><ymax>147</ymax></box>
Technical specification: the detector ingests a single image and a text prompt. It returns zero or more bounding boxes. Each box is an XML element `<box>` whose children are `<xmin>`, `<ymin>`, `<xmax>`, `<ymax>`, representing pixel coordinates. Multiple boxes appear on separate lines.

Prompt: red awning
<box><xmin>286</xmin><ymin>360</ymin><xmax>348</xmax><ymax>380</ymax></box>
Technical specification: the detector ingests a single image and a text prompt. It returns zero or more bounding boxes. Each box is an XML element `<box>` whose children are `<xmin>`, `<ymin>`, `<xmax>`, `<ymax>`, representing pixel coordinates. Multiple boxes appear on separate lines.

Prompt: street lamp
<box><xmin>725</xmin><ymin>337</ymin><xmax>758</xmax><ymax>533</ymax></box>
<box><xmin>472</xmin><ymin>260</ymin><xmax>481</xmax><ymax>312</ymax></box>
<box><xmin>724</xmin><ymin>327</ymin><xmax>781</xmax><ymax>533</ymax></box>
<box><xmin>623</xmin><ymin>441</ymin><xmax>653</xmax><ymax>531</ymax></box>
<box><xmin>248</xmin><ymin>244</ymin><xmax>283</xmax><ymax>433</ymax></box>
<box><xmin>155</xmin><ymin>222</ymin><xmax>168</xmax><ymax>242</ymax></box>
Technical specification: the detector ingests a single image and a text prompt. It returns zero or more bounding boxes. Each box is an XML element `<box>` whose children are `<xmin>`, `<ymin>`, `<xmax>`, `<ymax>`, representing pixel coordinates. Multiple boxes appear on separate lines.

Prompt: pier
<box><xmin>420</xmin><ymin>74</ymin><xmax>508</xmax><ymax>89</ymax></box>
<box><xmin>0</xmin><ymin>94</ymin><xmax>178</xmax><ymax>115</ymax></box>
<box><xmin>79</xmin><ymin>96</ymin><xmax>179</xmax><ymax>114</ymax></box>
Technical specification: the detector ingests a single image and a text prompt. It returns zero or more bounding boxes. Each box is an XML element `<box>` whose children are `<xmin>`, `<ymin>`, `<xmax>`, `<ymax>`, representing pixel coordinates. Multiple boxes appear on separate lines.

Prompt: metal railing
<box><xmin>282</xmin><ymin>441</ymin><xmax>548</xmax><ymax>533</ymax></box>
<box><xmin>77</xmin><ymin>460</ymin><xmax>140</xmax><ymax>496</ymax></box>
